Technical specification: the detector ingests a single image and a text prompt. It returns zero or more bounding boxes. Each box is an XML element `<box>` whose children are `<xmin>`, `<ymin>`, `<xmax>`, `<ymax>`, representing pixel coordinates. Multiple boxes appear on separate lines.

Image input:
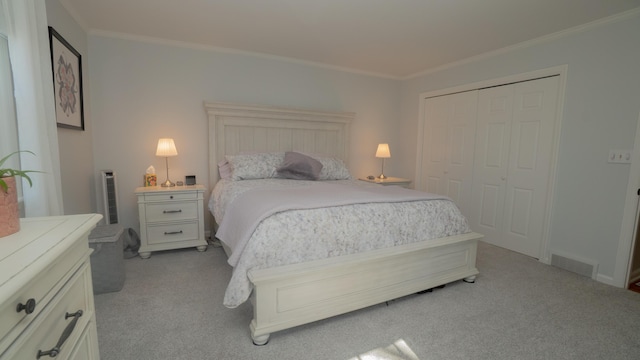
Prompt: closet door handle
<box><xmin>37</xmin><ymin>310</ymin><xmax>83</xmax><ymax>358</ymax></box>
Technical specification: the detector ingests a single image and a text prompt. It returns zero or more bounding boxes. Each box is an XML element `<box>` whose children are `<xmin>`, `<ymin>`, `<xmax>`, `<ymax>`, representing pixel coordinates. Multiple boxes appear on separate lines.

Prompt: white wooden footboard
<box><xmin>247</xmin><ymin>231</ymin><xmax>482</xmax><ymax>345</ymax></box>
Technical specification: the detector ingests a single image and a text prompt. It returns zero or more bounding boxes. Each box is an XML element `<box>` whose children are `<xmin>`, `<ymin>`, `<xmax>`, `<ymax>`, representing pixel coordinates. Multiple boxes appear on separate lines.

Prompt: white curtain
<box><xmin>0</xmin><ymin>37</ymin><xmax>19</xmax><ymax>159</ymax></box>
<box><xmin>2</xmin><ymin>0</ymin><xmax>64</xmax><ymax>216</ymax></box>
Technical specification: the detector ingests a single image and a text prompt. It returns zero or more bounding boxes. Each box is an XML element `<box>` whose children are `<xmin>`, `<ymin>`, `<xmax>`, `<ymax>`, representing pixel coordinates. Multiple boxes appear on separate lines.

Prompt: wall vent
<box><xmin>101</xmin><ymin>170</ymin><xmax>119</xmax><ymax>224</ymax></box>
<box><xmin>550</xmin><ymin>253</ymin><xmax>598</xmax><ymax>279</ymax></box>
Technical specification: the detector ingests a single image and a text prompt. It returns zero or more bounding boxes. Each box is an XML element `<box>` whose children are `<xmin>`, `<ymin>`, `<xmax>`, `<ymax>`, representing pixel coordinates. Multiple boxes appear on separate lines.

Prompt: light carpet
<box><xmin>94</xmin><ymin>241</ymin><xmax>640</xmax><ymax>360</ymax></box>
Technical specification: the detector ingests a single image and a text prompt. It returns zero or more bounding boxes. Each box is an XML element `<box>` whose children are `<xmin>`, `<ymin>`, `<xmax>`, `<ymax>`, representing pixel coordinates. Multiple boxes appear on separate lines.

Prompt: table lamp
<box><xmin>376</xmin><ymin>143</ymin><xmax>390</xmax><ymax>179</ymax></box>
<box><xmin>156</xmin><ymin>138</ymin><xmax>178</xmax><ymax>187</ymax></box>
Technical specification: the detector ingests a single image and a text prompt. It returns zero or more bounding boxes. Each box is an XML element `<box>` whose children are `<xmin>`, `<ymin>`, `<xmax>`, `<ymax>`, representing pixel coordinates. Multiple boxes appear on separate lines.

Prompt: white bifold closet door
<box><xmin>416</xmin><ymin>90</ymin><xmax>478</xmax><ymax>217</ymax></box>
<box><xmin>470</xmin><ymin>76</ymin><xmax>559</xmax><ymax>258</ymax></box>
<box><xmin>418</xmin><ymin>76</ymin><xmax>559</xmax><ymax>259</ymax></box>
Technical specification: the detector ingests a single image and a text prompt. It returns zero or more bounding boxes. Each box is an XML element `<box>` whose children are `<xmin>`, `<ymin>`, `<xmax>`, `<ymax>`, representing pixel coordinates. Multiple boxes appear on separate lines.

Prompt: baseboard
<box><xmin>596</xmin><ymin>273</ymin><xmax>618</xmax><ymax>287</ymax></box>
<box><xmin>550</xmin><ymin>251</ymin><xmax>598</xmax><ymax>279</ymax></box>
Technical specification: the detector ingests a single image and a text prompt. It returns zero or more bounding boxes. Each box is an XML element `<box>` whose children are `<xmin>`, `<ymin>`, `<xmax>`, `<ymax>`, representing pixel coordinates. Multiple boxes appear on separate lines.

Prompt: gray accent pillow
<box><xmin>277</xmin><ymin>152</ymin><xmax>323</xmax><ymax>180</ymax></box>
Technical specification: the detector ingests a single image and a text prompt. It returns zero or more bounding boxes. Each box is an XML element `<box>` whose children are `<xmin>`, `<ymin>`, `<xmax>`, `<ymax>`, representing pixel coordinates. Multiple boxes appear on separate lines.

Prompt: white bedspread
<box><xmin>217</xmin><ymin>182</ymin><xmax>447</xmax><ymax>267</ymax></box>
<box><xmin>210</xmin><ymin>179</ymin><xmax>471</xmax><ymax>308</ymax></box>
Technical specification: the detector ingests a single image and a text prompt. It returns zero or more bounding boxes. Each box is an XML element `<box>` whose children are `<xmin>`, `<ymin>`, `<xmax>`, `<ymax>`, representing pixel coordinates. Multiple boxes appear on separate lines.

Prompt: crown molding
<box><xmin>404</xmin><ymin>7</ymin><xmax>640</xmax><ymax>80</ymax></box>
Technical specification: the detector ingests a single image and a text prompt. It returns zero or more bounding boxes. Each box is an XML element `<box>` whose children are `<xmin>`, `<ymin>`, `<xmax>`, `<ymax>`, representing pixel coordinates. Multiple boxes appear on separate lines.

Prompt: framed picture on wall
<box><xmin>48</xmin><ymin>26</ymin><xmax>84</xmax><ymax>130</ymax></box>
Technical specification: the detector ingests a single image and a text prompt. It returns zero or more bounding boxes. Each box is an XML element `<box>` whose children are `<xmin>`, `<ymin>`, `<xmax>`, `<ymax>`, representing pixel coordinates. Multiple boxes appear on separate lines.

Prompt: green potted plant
<box><xmin>1</xmin><ymin>151</ymin><xmax>39</xmax><ymax>238</ymax></box>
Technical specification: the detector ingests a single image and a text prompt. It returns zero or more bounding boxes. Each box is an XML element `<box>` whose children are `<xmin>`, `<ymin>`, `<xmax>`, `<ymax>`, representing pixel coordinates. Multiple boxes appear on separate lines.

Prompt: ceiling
<box><xmin>59</xmin><ymin>0</ymin><xmax>640</xmax><ymax>79</ymax></box>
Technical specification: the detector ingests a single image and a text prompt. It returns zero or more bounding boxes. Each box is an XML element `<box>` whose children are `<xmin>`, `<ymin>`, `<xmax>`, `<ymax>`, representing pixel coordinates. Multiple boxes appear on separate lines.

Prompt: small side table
<box><xmin>135</xmin><ymin>185</ymin><xmax>208</xmax><ymax>258</ymax></box>
<box><xmin>358</xmin><ymin>176</ymin><xmax>412</xmax><ymax>188</ymax></box>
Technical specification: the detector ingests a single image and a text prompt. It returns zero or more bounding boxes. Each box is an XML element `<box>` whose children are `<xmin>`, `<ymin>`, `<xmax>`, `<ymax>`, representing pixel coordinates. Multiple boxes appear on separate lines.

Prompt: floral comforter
<box><xmin>209</xmin><ymin>179</ymin><xmax>471</xmax><ymax>308</ymax></box>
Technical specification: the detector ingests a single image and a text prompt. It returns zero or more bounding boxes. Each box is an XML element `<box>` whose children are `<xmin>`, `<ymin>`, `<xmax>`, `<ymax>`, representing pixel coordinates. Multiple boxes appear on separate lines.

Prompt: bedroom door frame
<box><xmin>618</xmin><ymin>110</ymin><xmax>640</xmax><ymax>288</ymax></box>
<box><xmin>416</xmin><ymin>64</ymin><xmax>568</xmax><ymax>265</ymax></box>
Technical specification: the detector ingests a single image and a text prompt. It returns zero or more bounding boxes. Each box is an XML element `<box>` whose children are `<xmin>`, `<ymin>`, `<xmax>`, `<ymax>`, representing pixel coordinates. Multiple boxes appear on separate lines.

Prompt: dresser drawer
<box><xmin>3</xmin><ymin>264</ymin><xmax>93</xmax><ymax>360</ymax></box>
<box><xmin>147</xmin><ymin>221</ymin><xmax>200</xmax><ymax>245</ymax></box>
<box><xmin>66</xmin><ymin>320</ymin><xmax>99</xmax><ymax>360</ymax></box>
<box><xmin>142</xmin><ymin>191</ymin><xmax>197</xmax><ymax>202</ymax></box>
<box><xmin>145</xmin><ymin>201</ymin><xmax>198</xmax><ymax>223</ymax></box>
<box><xmin>0</xmin><ymin>238</ymin><xmax>86</xmax><ymax>347</ymax></box>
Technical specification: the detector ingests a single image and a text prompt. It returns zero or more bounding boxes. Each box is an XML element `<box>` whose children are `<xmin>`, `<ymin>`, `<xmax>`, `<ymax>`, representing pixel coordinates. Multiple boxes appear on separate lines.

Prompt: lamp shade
<box><xmin>156</xmin><ymin>138</ymin><xmax>178</xmax><ymax>157</ymax></box>
<box><xmin>375</xmin><ymin>143</ymin><xmax>390</xmax><ymax>158</ymax></box>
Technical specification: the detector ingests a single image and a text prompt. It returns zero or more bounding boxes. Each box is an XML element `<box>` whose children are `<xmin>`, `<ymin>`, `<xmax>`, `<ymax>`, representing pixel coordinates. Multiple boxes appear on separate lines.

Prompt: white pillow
<box><xmin>225</xmin><ymin>152</ymin><xmax>284</xmax><ymax>180</ymax></box>
<box><xmin>302</xmin><ymin>153</ymin><xmax>352</xmax><ymax>180</ymax></box>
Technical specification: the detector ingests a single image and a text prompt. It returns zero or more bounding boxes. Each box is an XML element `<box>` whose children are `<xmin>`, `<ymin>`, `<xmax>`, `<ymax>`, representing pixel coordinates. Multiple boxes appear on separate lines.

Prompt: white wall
<box><xmin>50</xmin><ymin>1</ymin><xmax>640</xmax><ymax>285</ymax></box>
<box><xmin>45</xmin><ymin>0</ymin><xmax>95</xmax><ymax>215</ymax></box>
<box><xmin>88</xmin><ymin>35</ymin><xmax>401</xmax><ymax>233</ymax></box>
<box><xmin>400</xmin><ymin>12</ymin><xmax>640</xmax><ymax>283</ymax></box>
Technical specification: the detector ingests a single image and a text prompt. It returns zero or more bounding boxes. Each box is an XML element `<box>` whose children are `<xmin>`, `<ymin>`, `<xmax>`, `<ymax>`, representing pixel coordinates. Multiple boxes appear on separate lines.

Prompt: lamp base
<box><xmin>160</xmin><ymin>179</ymin><xmax>175</xmax><ymax>187</ymax></box>
<box><xmin>378</xmin><ymin>174</ymin><xmax>387</xmax><ymax>179</ymax></box>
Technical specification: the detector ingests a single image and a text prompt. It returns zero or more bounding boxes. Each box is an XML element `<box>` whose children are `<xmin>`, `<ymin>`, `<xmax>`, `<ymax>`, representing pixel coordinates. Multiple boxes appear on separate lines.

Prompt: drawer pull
<box><xmin>164</xmin><ymin>230</ymin><xmax>184</xmax><ymax>235</ymax></box>
<box><xmin>37</xmin><ymin>310</ymin><xmax>83</xmax><ymax>359</ymax></box>
<box><xmin>163</xmin><ymin>209</ymin><xmax>182</xmax><ymax>214</ymax></box>
<box><xmin>16</xmin><ymin>298</ymin><xmax>36</xmax><ymax>314</ymax></box>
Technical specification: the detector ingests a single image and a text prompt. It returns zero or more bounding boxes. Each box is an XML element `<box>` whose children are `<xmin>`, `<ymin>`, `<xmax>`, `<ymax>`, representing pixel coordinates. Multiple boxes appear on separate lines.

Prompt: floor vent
<box><xmin>551</xmin><ymin>253</ymin><xmax>597</xmax><ymax>279</ymax></box>
<box><xmin>101</xmin><ymin>170</ymin><xmax>119</xmax><ymax>224</ymax></box>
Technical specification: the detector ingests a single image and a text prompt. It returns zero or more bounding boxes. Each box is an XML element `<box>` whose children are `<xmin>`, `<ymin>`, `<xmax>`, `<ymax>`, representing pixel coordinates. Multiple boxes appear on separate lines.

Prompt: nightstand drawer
<box><xmin>146</xmin><ymin>222</ymin><xmax>200</xmax><ymax>245</ymax></box>
<box><xmin>142</xmin><ymin>192</ymin><xmax>197</xmax><ymax>202</ymax></box>
<box><xmin>145</xmin><ymin>202</ymin><xmax>198</xmax><ymax>222</ymax></box>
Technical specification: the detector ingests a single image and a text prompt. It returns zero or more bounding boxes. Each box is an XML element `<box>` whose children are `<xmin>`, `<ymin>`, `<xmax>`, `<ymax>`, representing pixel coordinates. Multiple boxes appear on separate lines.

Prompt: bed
<box><xmin>205</xmin><ymin>101</ymin><xmax>482</xmax><ymax>345</ymax></box>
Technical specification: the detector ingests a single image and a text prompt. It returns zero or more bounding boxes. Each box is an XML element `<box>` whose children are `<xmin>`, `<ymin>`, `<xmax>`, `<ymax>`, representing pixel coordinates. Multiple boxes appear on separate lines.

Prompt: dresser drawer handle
<box><xmin>16</xmin><ymin>298</ymin><xmax>36</xmax><ymax>314</ymax></box>
<box><xmin>164</xmin><ymin>230</ymin><xmax>184</xmax><ymax>235</ymax></box>
<box><xmin>163</xmin><ymin>209</ymin><xmax>182</xmax><ymax>214</ymax></box>
<box><xmin>37</xmin><ymin>310</ymin><xmax>83</xmax><ymax>358</ymax></box>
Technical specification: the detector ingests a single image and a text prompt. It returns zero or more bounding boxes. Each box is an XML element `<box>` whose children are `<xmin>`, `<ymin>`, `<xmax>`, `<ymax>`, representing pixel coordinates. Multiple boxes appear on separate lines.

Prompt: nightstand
<box><xmin>359</xmin><ymin>176</ymin><xmax>412</xmax><ymax>188</ymax></box>
<box><xmin>135</xmin><ymin>185</ymin><xmax>207</xmax><ymax>258</ymax></box>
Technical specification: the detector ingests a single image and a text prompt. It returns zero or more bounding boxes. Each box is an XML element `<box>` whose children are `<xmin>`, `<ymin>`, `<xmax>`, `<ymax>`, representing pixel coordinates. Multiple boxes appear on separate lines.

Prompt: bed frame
<box><xmin>205</xmin><ymin>101</ymin><xmax>482</xmax><ymax>345</ymax></box>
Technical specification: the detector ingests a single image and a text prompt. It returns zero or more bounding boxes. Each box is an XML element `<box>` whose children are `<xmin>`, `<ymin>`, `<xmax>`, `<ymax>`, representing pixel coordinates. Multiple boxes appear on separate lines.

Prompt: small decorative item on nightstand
<box><xmin>144</xmin><ymin>165</ymin><xmax>157</xmax><ymax>187</ymax></box>
<box><xmin>185</xmin><ymin>175</ymin><xmax>196</xmax><ymax>185</ymax></box>
<box><xmin>144</xmin><ymin>173</ymin><xmax>157</xmax><ymax>187</ymax></box>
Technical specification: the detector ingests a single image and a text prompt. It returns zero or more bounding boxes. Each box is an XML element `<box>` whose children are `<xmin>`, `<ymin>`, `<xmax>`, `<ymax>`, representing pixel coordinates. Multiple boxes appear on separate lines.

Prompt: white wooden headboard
<box><xmin>204</xmin><ymin>101</ymin><xmax>354</xmax><ymax>188</ymax></box>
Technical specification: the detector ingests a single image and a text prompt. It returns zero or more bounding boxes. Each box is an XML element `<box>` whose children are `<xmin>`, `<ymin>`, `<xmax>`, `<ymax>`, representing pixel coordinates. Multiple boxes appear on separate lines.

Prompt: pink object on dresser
<box><xmin>0</xmin><ymin>176</ymin><xmax>20</xmax><ymax>238</ymax></box>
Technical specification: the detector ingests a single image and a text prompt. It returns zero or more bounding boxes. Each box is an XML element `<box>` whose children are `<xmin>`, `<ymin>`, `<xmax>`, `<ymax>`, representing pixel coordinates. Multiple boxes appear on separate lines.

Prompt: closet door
<box><xmin>417</xmin><ymin>90</ymin><xmax>477</xmax><ymax>216</ymax></box>
<box><xmin>471</xmin><ymin>76</ymin><xmax>559</xmax><ymax>258</ymax></box>
<box><xmin>469</xmin><ymin>85</ymin><xmax>513</xmax><ymax>248</ymax></box>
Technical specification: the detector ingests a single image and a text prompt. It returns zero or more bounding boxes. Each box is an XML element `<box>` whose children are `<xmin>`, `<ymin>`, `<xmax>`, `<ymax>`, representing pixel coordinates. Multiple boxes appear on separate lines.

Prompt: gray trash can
<box><xmin>88</xmin><ymin>224</ymin><xmax>125</xmax><ymax>294</ymax></box>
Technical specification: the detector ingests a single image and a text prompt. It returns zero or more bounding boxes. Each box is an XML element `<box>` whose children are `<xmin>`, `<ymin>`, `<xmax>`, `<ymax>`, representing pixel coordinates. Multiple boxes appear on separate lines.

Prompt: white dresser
<box><xmin>135</xmin><ymin>185</ymin><xmax>207</xmax><ymax>259</ymax></box>
<box><xmin>0</xmin><ymin>214</ymin><xmax>102</xmax><ymax>360</ymax></box>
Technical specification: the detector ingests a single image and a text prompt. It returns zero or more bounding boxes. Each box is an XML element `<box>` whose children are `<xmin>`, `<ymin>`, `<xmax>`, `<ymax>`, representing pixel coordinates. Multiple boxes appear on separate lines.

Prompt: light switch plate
<box><xmin>608</xmin><ymin>149</ymin><xmax>632</xmax><ymax>164</ymax></box>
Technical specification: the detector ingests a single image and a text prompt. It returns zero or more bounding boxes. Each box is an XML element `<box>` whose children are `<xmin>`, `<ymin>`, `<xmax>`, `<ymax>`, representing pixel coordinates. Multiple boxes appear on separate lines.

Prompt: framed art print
<box><xmin>49</xmin><ymin>26</ymin><xmax>84</xmax><ymax>130</ymax></box>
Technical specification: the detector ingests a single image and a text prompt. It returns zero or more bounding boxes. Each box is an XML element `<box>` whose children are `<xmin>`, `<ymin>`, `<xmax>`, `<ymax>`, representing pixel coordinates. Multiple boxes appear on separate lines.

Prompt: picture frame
<box><xmin>48</xmin><ymin>26</ymin><xmax>84</xmax><ymax>130</ymax></box>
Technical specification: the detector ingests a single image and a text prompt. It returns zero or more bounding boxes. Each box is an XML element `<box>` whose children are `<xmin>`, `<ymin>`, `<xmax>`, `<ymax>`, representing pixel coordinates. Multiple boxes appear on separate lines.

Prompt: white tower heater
<box><xmin>101</xmin><ymin>170</ymin><xmax>119</xmax><ymax>224</ymax></box>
